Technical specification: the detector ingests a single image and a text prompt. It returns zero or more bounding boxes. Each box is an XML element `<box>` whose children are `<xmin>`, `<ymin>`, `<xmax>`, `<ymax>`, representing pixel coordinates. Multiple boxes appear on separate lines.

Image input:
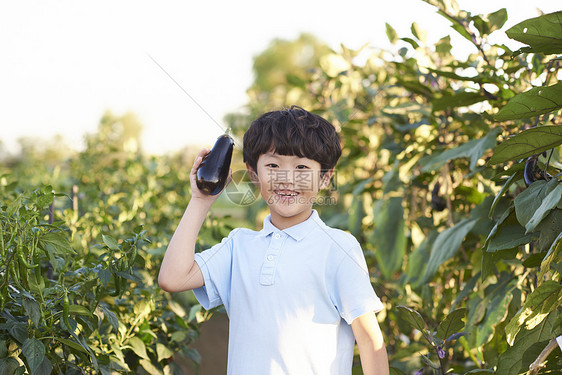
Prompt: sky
<box><xmin>1</xmin><ymin>0</ymin><xmax>560</xmax><ymax>155</ymax></box>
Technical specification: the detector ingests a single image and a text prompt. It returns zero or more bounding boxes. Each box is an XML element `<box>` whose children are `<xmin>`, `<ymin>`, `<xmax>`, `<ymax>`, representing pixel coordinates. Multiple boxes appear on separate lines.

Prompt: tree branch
<box><xmin>528</xmin><ymin>338</ymin><xmax>558</xmax><ymax>375</ymax></box>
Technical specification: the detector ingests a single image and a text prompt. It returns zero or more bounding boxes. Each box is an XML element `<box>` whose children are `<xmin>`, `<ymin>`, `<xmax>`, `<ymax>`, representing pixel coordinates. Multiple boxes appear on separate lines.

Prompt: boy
<box><xmin>158</xmin><ymin>106</ymin><xmax>389</xmax><ymax>374</ymax></box>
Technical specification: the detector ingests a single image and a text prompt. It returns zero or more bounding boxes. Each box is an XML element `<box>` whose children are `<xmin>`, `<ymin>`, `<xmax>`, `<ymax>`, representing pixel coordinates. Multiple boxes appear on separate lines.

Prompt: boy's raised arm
<box><xmin>158</xmin><ymin>148</ymin><xmax>227</xmax><ymax>293</ymax></box>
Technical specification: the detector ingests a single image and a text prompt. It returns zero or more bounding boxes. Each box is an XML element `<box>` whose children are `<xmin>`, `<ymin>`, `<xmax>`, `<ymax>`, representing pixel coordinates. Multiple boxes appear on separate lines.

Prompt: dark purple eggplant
<box><xmin>524</xmin><ymin>153</ymin><xmax>553</xmax><ymax>187</ymax></box>
<box><xmin>196</xmin><ymin>133</ymin><xmax>234</xmax><ymax>195</ymax></box>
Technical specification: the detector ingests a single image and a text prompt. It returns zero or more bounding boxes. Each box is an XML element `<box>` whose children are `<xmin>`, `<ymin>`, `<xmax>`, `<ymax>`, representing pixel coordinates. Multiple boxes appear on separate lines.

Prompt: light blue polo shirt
<box><xmin>193</xmin><ymin>209</ymin><xmax>384</xmax><ymax>375</ymax></box>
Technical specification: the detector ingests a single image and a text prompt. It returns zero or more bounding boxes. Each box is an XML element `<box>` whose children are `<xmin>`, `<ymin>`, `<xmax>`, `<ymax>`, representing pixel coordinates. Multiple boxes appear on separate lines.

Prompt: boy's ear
<box><xmin>319</xmin><ymin>168</ymin><xmax>334</xmax><ymax>190</ymax></box>
<box><xmin>246</xmin><ymin>162</ymin><xmax>259</xmax><ymax>185</ymax></box>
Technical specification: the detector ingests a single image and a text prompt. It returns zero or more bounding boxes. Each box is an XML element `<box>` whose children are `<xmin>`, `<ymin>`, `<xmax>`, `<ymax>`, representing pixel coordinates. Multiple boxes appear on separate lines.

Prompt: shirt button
<box><xmin>267</xmin><ymin>255</ymin><xmax>274</xmax><ymax>261</ymax></box>
<box><xmin>274</xmin><ymin>233</ymin><xmax>281</xmax><ymax>239</ymax></box>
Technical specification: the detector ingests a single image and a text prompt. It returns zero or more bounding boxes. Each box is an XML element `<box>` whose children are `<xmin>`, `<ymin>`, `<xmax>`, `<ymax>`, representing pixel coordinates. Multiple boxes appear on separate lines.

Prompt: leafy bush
<box><xmin>0</xmin><ymin>114</ymin><xmax>236</xmax><ymax>374</ymax></box>
<box><xmin>229</xmin><ymin>1</ymin><xmax>562</xmax><ymax>373</ymax></box>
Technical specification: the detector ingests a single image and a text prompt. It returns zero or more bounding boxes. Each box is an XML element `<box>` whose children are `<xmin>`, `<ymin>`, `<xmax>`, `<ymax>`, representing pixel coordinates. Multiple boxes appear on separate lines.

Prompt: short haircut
<box><xmin>243</xmin><ymin>106</ymin><xmax>342</xmax><ymax>175</ymax></box>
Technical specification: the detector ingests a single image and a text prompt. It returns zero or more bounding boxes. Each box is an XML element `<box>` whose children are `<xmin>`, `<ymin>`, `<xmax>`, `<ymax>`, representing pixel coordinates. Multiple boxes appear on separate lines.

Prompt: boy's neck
<box><xmin>269</xmin><ymin>209</ymin><xmax>314</xmax><ymax>230</ymax></box>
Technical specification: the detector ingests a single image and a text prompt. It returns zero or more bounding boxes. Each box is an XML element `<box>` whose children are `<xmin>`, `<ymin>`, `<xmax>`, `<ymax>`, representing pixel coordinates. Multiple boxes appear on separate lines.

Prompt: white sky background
<box><xmin>1</xmin><ymin>0</ymin><xmax>560</xmax><ymax>155</ymax></box>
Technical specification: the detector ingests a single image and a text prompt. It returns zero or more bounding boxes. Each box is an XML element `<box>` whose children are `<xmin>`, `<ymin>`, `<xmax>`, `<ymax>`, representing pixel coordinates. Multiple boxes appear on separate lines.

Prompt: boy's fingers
<box><xmin>190</xmin><ymin>148</ymin><xmax>210</xmax><ymax>175</ymax></box>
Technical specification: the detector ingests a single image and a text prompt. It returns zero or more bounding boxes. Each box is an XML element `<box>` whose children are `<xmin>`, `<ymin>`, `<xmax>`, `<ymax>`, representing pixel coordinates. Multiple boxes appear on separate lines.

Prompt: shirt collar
<box><xmin>259</xmin><ymin>209</ymin><xmax>323</xmax><ymax>241</ymax></box>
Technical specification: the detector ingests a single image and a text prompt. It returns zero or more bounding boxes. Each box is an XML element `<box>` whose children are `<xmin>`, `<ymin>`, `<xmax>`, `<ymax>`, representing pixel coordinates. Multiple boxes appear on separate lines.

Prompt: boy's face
<box><xmin>247</xmin><ymin>151</ymin><xmax>332</xmax><ymax>229</ymax></box>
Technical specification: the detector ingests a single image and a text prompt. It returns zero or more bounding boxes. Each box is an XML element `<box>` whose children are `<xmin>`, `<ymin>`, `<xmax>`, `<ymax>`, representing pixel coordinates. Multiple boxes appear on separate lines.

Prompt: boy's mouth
<box><xmin>274</xmin><ymin>189</ymin><xmax>299</xmax><ymax>197</ymax></box>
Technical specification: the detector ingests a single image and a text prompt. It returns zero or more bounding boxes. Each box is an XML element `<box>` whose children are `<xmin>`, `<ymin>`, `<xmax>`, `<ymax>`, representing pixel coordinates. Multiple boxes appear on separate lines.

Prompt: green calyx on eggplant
<box><xmin>524</xmin><ymin>153</ymin><xmax>552</xmax><ymax>187</ymax></box>
<box><xmin>196</xmin><ymin>133</ymin><xmax>234</xmax><ymax>195</ymax></box>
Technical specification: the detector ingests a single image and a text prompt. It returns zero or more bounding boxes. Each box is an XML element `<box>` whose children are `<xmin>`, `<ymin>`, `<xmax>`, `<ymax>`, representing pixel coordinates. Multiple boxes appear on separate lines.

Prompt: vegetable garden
<box><xmin>1</xmin><ymin>0</ymin><xmax>561</xmax><ymax>374</ymax></box>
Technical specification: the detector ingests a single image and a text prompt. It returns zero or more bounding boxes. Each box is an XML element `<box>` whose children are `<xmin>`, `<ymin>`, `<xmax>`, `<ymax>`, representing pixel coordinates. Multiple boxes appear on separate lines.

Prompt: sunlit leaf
<box><xmin>436</xmin><ymin>308</ymin><xmax>466</xmax><ymax>341</ymax></box>
<box><xmin>102</xmin><ymin>234</ymin><xmax>120</xmax><ymax>251</ymax></box>
<box><xmin>397</xmin><ymin>306</ymin><xmax>428</xmax><ymax>334</ymax></box>
<box><xmin>156</xmin><ymin>343</ymin><xmax>174</xmax><ymax>362</ymax></box>
<box><xmin>385</xmin><ymin>23</ymin><xmax>398</xmax><ymax>44</ymax></box>
<box><xmin>505</xmin><ymin>281</ymin><xmax>562</xmax><ymax>345</ymax></box>
<box><xmin>539</xmin><ymin>231</ymin><xmax>562</xmax><ymax>280</ymax></box>
<box><xmin>498</xmin><ymin>310</ymin><xmax>561</xmax><ymax>375</ymax></box>
<box><xmin>488</xmin><ymin>125</ymin><xmax>562</xmax><ymax>164</ymax></box>
<box><xmin>494</xmin><ymin>83</ymin><xmax>562</xmax><ymax>121</ymax></box>
<box><xmin>128</xmin><ymin>337</ymin><xmax>148</xmax><ymax>360</ymax></box>
<box><xmin>506</xmin><ymin>11</ymin><xmax>562</xmax><ymax>54</ymax></box>
<box><xmin>487</xmin><ymin>8</ymin><xmax>508</xmax><ymax>33</ymax></box>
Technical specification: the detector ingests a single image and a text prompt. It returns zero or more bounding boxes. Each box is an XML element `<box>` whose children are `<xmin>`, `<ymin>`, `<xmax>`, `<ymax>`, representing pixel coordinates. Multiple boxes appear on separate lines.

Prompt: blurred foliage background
<box><xmin>1</xmin><ymin>0</ymin><xmax>562</xmax><ymax>374</ymax></box>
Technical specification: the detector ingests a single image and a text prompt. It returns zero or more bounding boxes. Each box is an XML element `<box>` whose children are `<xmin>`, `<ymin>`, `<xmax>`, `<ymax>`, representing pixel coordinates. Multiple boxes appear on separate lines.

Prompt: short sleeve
<box><xmin>193</xmin><ymin>229</ymin><xmax>239</xmax><ymax>311</ymax></box>
<box><xmin>330</xmin><ymin>245</ymin><xmax>384</xmax><ymax>324</ymax></box>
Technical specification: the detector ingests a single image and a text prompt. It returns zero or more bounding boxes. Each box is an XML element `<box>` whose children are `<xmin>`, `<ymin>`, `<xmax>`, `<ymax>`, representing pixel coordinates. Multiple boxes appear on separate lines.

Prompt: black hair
<box><xmin>243</xmin><ymin>106</ymin><xmax>341</xmax><ymax>174</ymax></box>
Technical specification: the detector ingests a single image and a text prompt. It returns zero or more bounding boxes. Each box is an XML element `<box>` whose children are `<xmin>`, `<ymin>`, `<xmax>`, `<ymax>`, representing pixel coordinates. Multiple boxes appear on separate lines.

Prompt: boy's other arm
<box><xmin>158</xmin><ymin>149</ymin><xmax>228</xmax><ymax>293</ymax></box>
<box><xmin>351</xmin><ymin>311</ymin><xmax>389</xmax><ymax>375</ymax></box>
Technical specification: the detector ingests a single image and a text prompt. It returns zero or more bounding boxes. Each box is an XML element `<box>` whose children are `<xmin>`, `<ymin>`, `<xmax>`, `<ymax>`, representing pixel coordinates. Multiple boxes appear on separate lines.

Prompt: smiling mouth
<box><xmin>274</xmin><ymin>189</ymin><xmax>299</xmax><ymax>197</ymax></box>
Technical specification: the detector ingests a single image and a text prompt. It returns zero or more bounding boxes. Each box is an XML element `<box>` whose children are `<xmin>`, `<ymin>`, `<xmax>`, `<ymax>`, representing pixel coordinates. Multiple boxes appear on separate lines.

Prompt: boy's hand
<box><xmin>189</xmin><ymin>148</ymin><xmax>232</xmax><ymax>201</ymax></box>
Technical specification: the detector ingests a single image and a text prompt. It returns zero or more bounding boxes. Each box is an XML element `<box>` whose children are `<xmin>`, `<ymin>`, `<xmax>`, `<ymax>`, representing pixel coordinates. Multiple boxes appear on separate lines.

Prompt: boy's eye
<box><xmin>296</xmin><ymin>165</ymin><xmax>309</xmax><ymax>169</ymax></box>
<box><xmin>266</xmin><ymin>163</ymin><xmax>279</xmax><ymax>168</ymax></box>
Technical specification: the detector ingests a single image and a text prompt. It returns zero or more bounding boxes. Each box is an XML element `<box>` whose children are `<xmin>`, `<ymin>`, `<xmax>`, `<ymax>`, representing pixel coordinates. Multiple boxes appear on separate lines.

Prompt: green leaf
<box><xmin>435</xmin><ymin>35</ymin><xmax>452</xmax><ymax>56</ymax></box>
<box><xmin>421</xmin><ymin>127</ymin><xmax>502</xmax><ymax>172</ymax></box>
<box><xmin>0</xmin><ymin>341</ymin><xmax>6</xmax><ymax>358</ymax></box>
<box><xmin>432</xmin><ymin>91</ymin><xmax>487</xmax><ymax>111</ymax></box>
<box><xmin>371</xmin><ymin>196</ymin><xmax>406</xmax><ymax>278</ymax></box>
<box><xmin>0</xmin><ymin>357</ymin><xmax>21</xmax><ymax>374</ymax></box>
<box><xmin>53</xmin><ymin>337</ymin><xmax>89</xmax><ymax>354</ymax></box>
<box><xmin>33</xmin><ymin>357</ymin><xmax>52</xmax><ymax>375</ymax></box>
<box><xmin>486</xmin><ymin>225</ymin><xmax>535</xmax><ymax>252</ymax></box>
<box><xmin>397</xmin><ymin>306</ymin><xmax>428</xmax><ymax>335</ymax></box>
<box><xmin>489</xmin><ymin>125</ymin><xmax>562</xmax><ymax>164</ymax></box>
<box><xmin>488</xmin><ymin>172</ymin><xmax>519</xmax><ymax>218</ymax></box>
<box><xmin>487</xmin><ymin>8</ymin><xmax>508</xmax><ymax>33</ymax></box>
<box><xmin>498</xmin><ymin>310</ymin><xmax>561</xmax><ymax>375</ymax></box>
<box><xmin>39</xmin><ymin>232</ymin><xmax>75</xmax><ymax>255</ymax></box>
<box><xmin>183</xmin><ymin>347</ymin><xmax>202</xmax><ymax>365</ymax></box>
<box><xmin>429</xmin><ymin>67</ymin><xmax>481</xmax><ymax>83</ymax></box>
<box><xmin>22</xmin><ymin>338</ymin><xmax>45</xmax><ymax>374</ymax></box>
<box><xmin>410</xmin><ymin>22</ymin><xmax>426</xmax><ymax>42</ymax></box>
<box><xmin>100</xmin><ymin>304</ymin><xmax>119</xmax><ymax>333</ymax></box>
<box><xmin>406</xmin><ymin>231</ymin><xmax>437</xmax><ymax>288</ymax></box>
<box><xmin>514</xmin><ymin>179</ymin><xmax>559</xmax><ymax>231</ymax></box>
<box><xmin>494</xmin><ymin>83</ymin><xmax>562</xmax><ymax>122</ymax></box>
<box><xmin>139</xmin><ymin>359</ymin><xmax>162</xmax><ymax>375</ymax></box>
<box><xmin>385</xmin><ymin>23</ymin><xmax>398</xmax><ymax>44</ymax></box>
<box><xmin>474</xmin><ymin>276</ymin><xmax>516</xmax><ymax>347</ymax></box>
<box><xmin>539</xmin><ymin>230</ymin><xmax>562</xmax><ymax>279</ymax></box>
<box><xmin>400</xmin><ymin>37</ymin><xmax>419</xmax><ymax>49</ymax></box>
<box><xmin>69</xmin><ymin>304</ymin><xmax>94</xmax><ymax>318</ymax></box>
<box><xmin>128</xmin><ymin>337</ymin><xmax>148</xmax><ymax>359</ymax></box>
<box><xmin>389</xmin><ymin>367</ymin><xmax>407</xmax><ymax>375</ymax></box>
<box><xmin>22</xmin><ymin>296</ymin><xmax>41</xmax><ymax>327</ymax></box>
<box><xmin>102</xmin><ymin>234</ymin><xmax>119</xmax><ymax>251</ymax></box>
<box><xmin>524</xmin><ymin>181</ymin><xmax>562</xmax><ymax>232</ymax></box>
<box><xmin>381</xmin><ymin>102</ymin><xmax>431</xmax><ymax>116</ymax></box>
<box><xmin>505</xmin><ymin>281</ymin><xmax>562</xmax><ymax>345</ymax></box>
<box><xmin>534</xmin><ymin>208</ymin><xmax>562</xmax><ymax>252</ymax></box>
<box><xmin>436</xmin><ymin>308</ymin><xmax>466</xmax><ymax>341</ymax></box>
<box><xmin>506</xmin><ymin>11</ymin><xmax>562</xmax><ymax>54</ymax></box>
<box><xmin>156</xmin><ymin>343</ymin><xmax>174</xmax><ymax>362</ymax></box>
<box><xmin>421</xmin><ymin>218</ymin><xmax>478</xmax><ymax>283</ymax></box>
<box><xmin>348</xmin><ymin>196</ymin><xmax>365</xmax><ymax>236</ymax></box>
